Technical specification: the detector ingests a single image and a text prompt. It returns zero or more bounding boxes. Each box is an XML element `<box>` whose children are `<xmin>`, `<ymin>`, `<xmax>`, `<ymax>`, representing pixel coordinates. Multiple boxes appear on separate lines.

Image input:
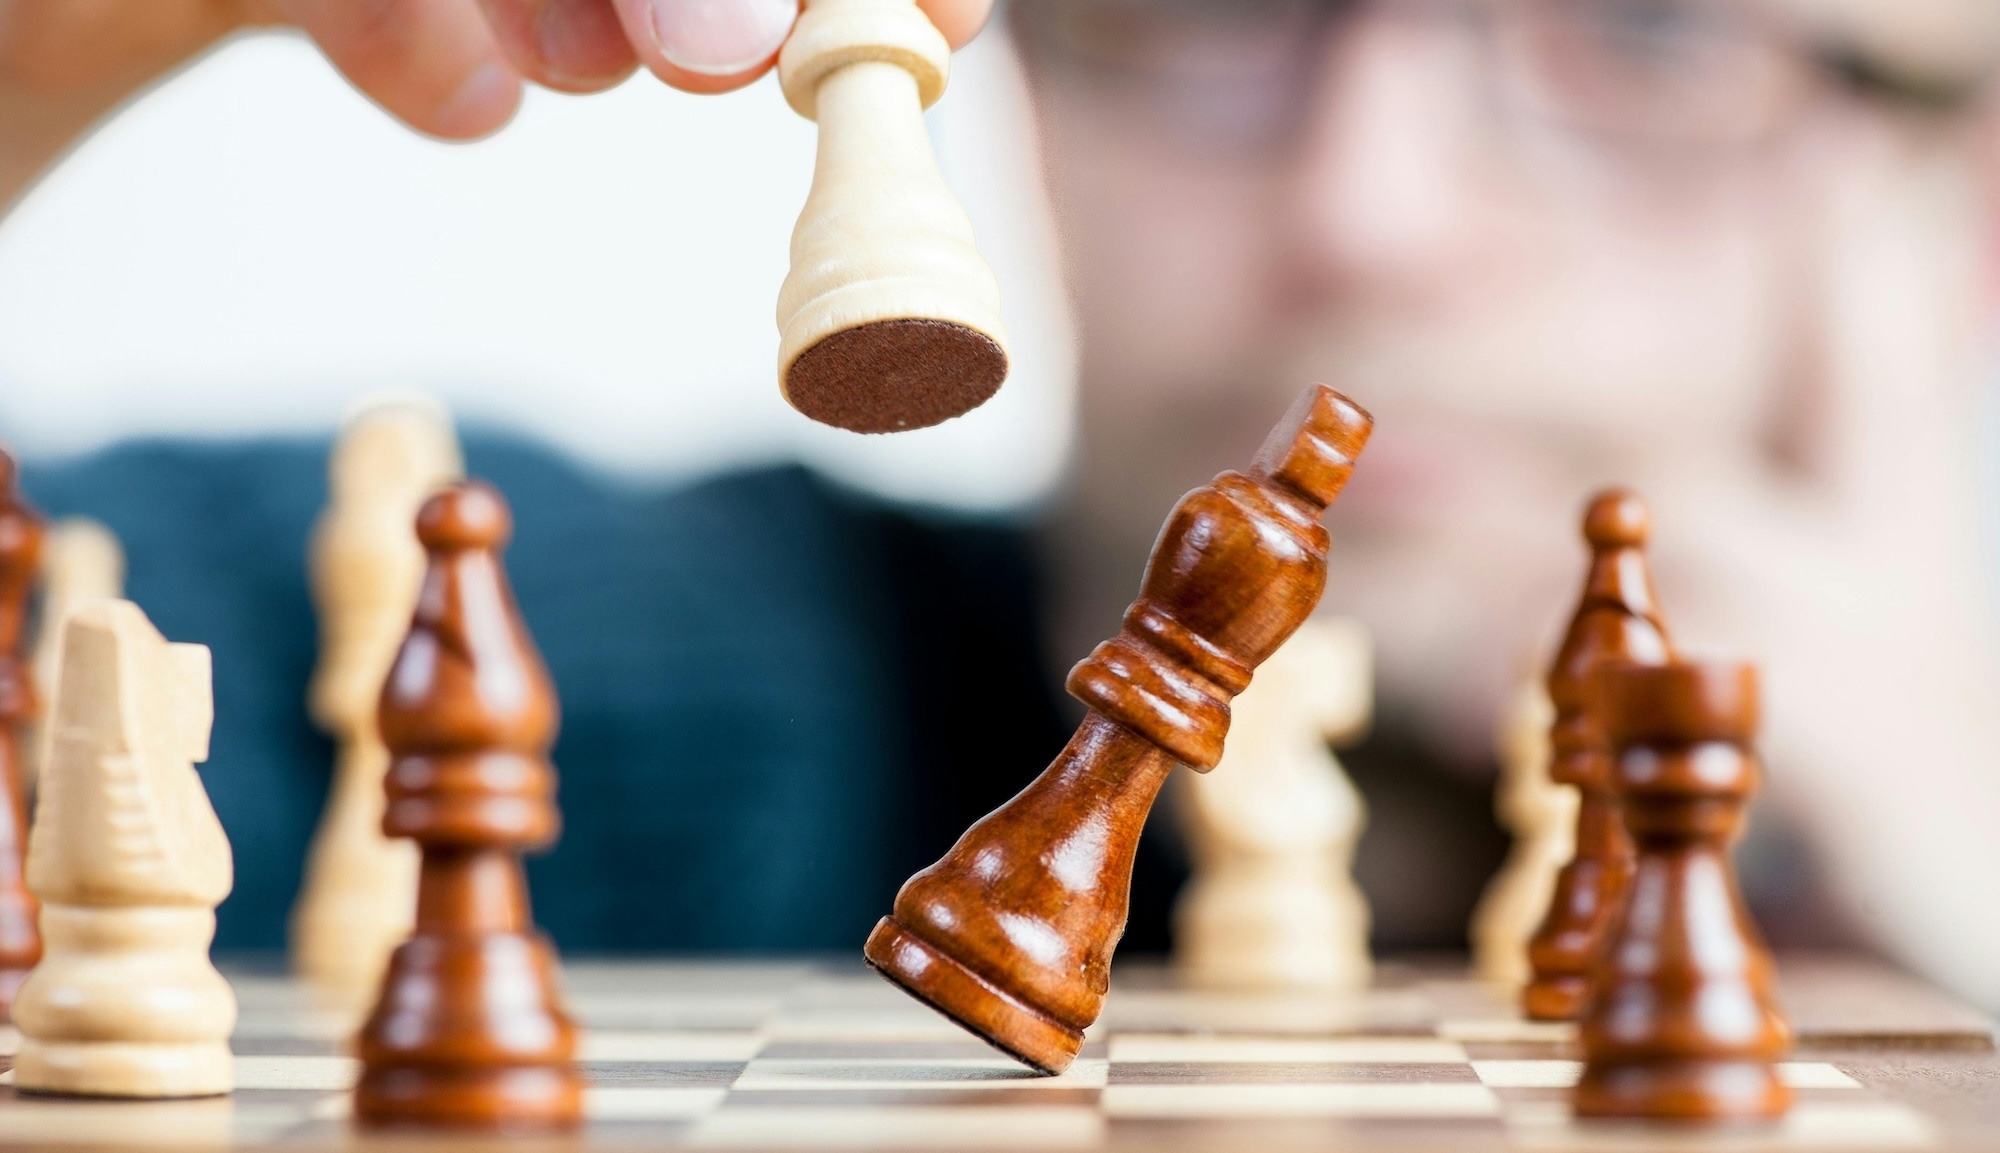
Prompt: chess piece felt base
<box><xmin>1574</xmin><ymin>1058</ymin><xmax>1792</xmax><ymax>1121</ymax></box>
<box><xmin>786</xmin><ymin>319</ymin><xmax>1007</xmax><ymax>434</ymax></box>
<box><xmin>865</xmin><ymin>917</ymin><xmax>1082</xmax><ymax>1075</ymax></box>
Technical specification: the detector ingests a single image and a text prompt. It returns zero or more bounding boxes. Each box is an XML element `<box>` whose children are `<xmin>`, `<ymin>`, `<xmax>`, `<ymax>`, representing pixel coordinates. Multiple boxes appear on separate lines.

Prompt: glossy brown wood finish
<box><xmin>1523</xmin><ymin>490</ymin><xmax>1671</xmax><ymax>1021</ymax></box>
<box><xmin>1575</xmin><ymin>659</ymin><xmax>1791</xmax><ymax>1121</ymax></box>
<box><xmin>354</xmin><ymin>481</ymin><xmax>582</xmax><ymax>1129</ymax></box>
<box><xmin>0</xmin><ymin>452</ymin><xmax>43</xmax><ymax>1017</ymax></box>
<box><xmin>865</xmin><ymin>385</ymin><xmax>1373</xmax><ymax>1074</ymax></box>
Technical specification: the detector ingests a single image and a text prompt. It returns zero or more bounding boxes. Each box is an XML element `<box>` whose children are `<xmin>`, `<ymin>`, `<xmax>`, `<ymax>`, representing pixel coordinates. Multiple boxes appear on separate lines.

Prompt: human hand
<box><xmin>282</xmin><ymin>0</ymin><xmax>996</xmax><ymax>138</ymax></box>
<box><xmin>0</xmin><ymin>0</ymin><xmax>996</xmax><ymax>147</ymax></box>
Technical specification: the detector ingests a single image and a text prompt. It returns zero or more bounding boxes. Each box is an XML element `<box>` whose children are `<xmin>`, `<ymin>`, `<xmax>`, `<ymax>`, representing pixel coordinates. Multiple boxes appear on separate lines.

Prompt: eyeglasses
<box><xmin>1009</xmin><ymin>0</ymin><xmax>1929</xmax><ymax>157</ymax></box>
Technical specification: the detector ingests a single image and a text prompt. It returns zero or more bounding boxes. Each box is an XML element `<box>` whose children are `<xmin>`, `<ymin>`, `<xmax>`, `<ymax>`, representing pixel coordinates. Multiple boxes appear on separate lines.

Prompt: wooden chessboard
<box><xmin>0</xmin><ymin>954</ymin><xmax>1990</xmax><ymax>1149</ymax></box>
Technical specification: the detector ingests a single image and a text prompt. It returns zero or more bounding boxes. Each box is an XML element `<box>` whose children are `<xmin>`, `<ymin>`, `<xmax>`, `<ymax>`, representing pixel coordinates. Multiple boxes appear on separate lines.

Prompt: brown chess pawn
<box><xmin>1523</xmin><ymin>490</ymin><xmax>1672</xmax><ymax>1021</ymax></box>
<box><xmin>865</xmin><ymin>384</ymin><xmax>1373</xmax><ymax>1074</ymax></box>
<box><xmin>353</xmin><ymin>481</ymin><xmax>582</xmax><ymax>1128</ymax></box>
<box><xmin>0</xmin><ymin>452</ymin><xmax>44</xmax><ymax>1015</ymax></box>
<box><xmin>1575</xmin><ymin>659</ymin><xmax>1791</xmax><ymax>1121</ymax></box>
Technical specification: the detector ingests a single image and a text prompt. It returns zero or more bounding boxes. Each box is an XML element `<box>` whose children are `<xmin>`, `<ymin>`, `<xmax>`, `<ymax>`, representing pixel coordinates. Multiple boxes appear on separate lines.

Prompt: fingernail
<box><xmin>435</xmin><ymin>59</ymin><xmax>520</xmax><ymax>137</ymax></box>
<box><xmin>649</xmin><ymin>0</ymin><xmax>798</xmax><ymax>76</ymax></box>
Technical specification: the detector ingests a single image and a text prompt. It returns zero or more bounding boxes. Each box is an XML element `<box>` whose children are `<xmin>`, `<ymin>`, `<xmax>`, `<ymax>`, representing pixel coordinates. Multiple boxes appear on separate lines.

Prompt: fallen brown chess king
<box><xmin>863</xmin><ymin>383</ymin><xmax>1374</xmax><ymax>1074</ymax></box>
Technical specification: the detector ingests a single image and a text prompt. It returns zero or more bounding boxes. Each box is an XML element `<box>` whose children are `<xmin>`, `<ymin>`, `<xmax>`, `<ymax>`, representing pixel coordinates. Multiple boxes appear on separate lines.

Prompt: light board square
<box><xmin>1109</xmin><ymin>1035</ymin><xmax>1468</xmax><ymax>1064</ymax></box>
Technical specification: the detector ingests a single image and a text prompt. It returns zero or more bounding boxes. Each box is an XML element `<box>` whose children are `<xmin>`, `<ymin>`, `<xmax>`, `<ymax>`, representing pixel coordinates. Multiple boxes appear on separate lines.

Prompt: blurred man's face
<box><xmin>1018</xmin><ymin>0</ymin><xmax>1992</xmax><ymax>755</ymax></box>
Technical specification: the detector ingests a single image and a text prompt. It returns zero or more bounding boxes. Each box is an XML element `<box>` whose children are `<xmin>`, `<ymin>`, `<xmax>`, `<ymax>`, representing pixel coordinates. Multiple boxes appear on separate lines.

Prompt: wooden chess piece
<box><xmin>1523</xmin><ymin>490</ymin><xmax>1672</xmax><ymax>1021</ymax></box>
<box><xmin>1575</xmin><ymin>659</ymin><xmax>1791</xmax><ymax>1121</ymax></box>
<box><xmin>15</xmin><ymin>599</ymin><xmax>235</xmax><ymax>1098</ymax></box>
<box><xmin>26</xmin><ymin>518</ymin><xmax>125</xmax><ymax>789</ymax></box>
<box><xmin>1175</xmin><ymin>617</ymin><xmax>1373</xmax><ymax>991</ymax></box>
<box><xmin>0</xmin><ymin>451</ymin><xmax>44</xmax><ymax>1014</ymax></box>
<box><xmin>775</xmin><ymin>0</ymin><xmax>1009</xmax><ymax>433</ymax></box>
<box><xmin>865</xmin><ymin>384</ymin><xmax>1373</xmax><ymax>1073</ymax></box>
<box><xmin>292</xmin><ymin>399</ymin><xmax>463</xmax><ymax>998</ymax></box>
<box><xmin>1470</xmin><ymin>676</ymin><xmax>1573</xmax><ymax>989</ymax></box>
<box><xmin>354</xmin><ymin>481</ymin><xmax>581</xmax><ymax>1128</ymax></box>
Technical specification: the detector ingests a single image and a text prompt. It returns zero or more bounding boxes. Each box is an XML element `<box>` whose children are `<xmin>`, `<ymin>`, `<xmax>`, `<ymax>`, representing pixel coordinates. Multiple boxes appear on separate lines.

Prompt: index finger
<box><xmin>918</xmin><ymin>0</ymin><xmax>993</xmax><ymax>49</ymax></box>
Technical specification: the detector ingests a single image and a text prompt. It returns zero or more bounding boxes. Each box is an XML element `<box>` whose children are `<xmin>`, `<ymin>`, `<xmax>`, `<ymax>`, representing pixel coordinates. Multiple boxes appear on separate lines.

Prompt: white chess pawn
<box><xmin>289</xmin><ymin>397</ymin><xmax>462</xmax><ymax>997</ymax></box>
<box><xmin>1469</xmin><ymin>675</ymin><xmax>1575</xmax><ymax>989</ymax></box>
<box><xmin>25</xmin><ymin>518</ymin><xmax>125</xmax><ymax>787</ymax></box>
<box><xmin>15</xmin><ymin>599</ymin><xmax>235</xmax><ymax>1098</ymax></box>
<box><xmin>776</xmin><ymin>0</ymin><xmax>1009</xmax><ymax>432</ymax></box>
<box><xmin>1175</xmin><ymin>618</ymin><xmax>1374</xmax><ymax>991</ymax></box>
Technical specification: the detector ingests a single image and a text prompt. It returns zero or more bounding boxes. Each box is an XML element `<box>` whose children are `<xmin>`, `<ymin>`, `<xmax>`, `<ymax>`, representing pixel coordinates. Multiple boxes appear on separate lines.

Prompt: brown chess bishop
<box><xmin>353</xmin><ymin>481</ymin><xmax>583</xmax><ymax>1128</ymax></box>
<box><xmin>865</xmin><ymin>384</ymin><xmax>1374</xmax><ymax>1074</ymax></box>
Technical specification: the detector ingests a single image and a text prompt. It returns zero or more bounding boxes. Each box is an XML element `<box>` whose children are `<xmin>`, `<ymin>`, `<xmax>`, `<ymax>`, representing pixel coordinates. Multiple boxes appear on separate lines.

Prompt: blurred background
<box><xmin>4</xmin><ymin>0</ymin><xmax>2000</xmax><ymax>1012</ymax></box>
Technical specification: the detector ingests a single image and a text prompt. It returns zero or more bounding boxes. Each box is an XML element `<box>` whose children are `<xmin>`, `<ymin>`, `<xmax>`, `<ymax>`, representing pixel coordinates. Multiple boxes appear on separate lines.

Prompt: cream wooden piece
<box><xmin>288</xmin><ymin>399</ymin><xmax>462</xmax><ymax>999</ymax></box>
<box><xmin>1469</xmin><ymin>677</ymin><xmax>1575</xmax><ymax>989</ymax></box>
<box><xmin>25</xmin><ymin>519</ymin><xmax>125</xmax><ymax>788</ymax></box>
<box><xmin>775</xmin><ymin>0</ymin><xmax>1009</xmax><ymax>421</ymax></box>
<box><xmin>1175</xmin><ymin>619</ymin><xmax>1374</xmax><ymax>991</ymax></box>
<box><xmin>15</xmin><ymin>599</ymin><xmax>234</xmax><ymax>1098</ymax></box>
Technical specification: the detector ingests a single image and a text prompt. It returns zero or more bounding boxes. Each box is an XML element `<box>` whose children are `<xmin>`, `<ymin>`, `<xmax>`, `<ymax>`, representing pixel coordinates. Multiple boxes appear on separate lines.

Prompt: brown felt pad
<box><xmin>785</xmin><ymin>319</ymin><xmax>1007</xmax><ymax>433</ymax></box>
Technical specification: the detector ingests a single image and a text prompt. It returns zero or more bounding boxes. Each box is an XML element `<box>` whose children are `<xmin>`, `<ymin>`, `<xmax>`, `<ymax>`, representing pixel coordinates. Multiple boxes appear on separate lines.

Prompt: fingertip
<box><xmin>426</xmin><ymin>57</ymin><xmax>525</xmax><ymax>139</ymax></box>
<box><xmin>646</xmin><ymin>53</ymin><xmax>777</xmax><ymax>94</ymax></box>
<box><xmin>477</xmin><ymin>0</ymin><xmax>641</xmax><ymax>93</ymax></box>
<box><xmin>919</xmin><ymin>0</ymin><xmax>994</xmax><ymax>50</ymax></box>
<box><xmin>612</xmin><ymin>0</ymin><xmax>792</xmax><ymax>90</ymax></box>
<box><xmin>278</xmin><ymin>0</ymin><xmax>528</xmax><ymax>141</ymax></box>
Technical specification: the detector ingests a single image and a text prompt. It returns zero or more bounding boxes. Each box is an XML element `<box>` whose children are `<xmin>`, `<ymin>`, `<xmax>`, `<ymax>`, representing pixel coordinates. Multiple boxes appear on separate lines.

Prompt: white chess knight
<box><xmin>14</xmin><ymin>599</ymin><xmax>235</xmax><ymax>1098</ymax></box>
<box><xmin>290</xmin><ymin>398</ymin><xmax>462</xmax><ymax>996</ymax></box>
<box><xmin>1469</xmin><ymin>676</ymin><xmax>1575</xmax><ymax>989</ymax></box>
<box><xmin>1175</xmin><ymin>618</ymin><xmax>1374</xmax><ymax>991</ymax></box>
<box><xmin>25</xmin><ymin>518</ymin><xmax>125</xmax><ymax>787</ymax></box>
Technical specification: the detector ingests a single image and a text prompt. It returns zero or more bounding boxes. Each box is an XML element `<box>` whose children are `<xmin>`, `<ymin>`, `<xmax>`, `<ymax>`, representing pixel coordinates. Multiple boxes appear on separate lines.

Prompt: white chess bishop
<box><xmin>290</xmin><ymin>398</ymin><xmax>462</xmax><ymax>997</ymax></box>
<box><xmin>14</xmin><ymin>599</ymin><xmax>235</xmax><ymax>1098</ymax></box>
<box><xmin>1175</xmin><ymin>618</ymin><xmax>1375</xmax><ymax>991</ymax></box>
<box><xmin>1470</xmin><ymin>676</ymin><xmax>1575</xmax><ymax>989</ymax></box>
